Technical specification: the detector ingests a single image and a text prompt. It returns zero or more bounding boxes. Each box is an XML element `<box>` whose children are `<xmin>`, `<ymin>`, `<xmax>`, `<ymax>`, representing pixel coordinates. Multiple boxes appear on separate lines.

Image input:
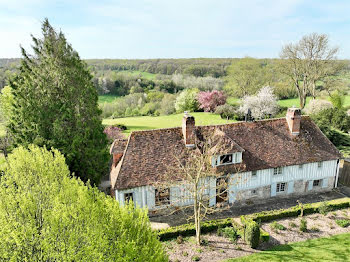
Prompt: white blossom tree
<box><xmin>239</xmin><ymin>86</ymin><xmax>279</xmax><ymax>120</ymax></box>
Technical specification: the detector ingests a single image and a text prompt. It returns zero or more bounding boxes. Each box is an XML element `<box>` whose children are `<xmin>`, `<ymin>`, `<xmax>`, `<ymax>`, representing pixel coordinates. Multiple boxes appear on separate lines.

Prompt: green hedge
<box><xmin>240</xmin><ymin>216</ymin><xmax>260</xmax><ymax>249</ymax></box>
<box><xmin>243</xmin><ymin>197</ymin><xmax>350</xmax><ymax>222</ymax></box>
<box><xmin>157</xmin><ymin>198</ymin><xmax>350</xmax><ymax>241</ymax></box>
<box><xmin>157</xmin><ymin>217</ymin><xmax>233</xmax><ymax>241</ymax></box>
<box><xmin>260</xmin><ymin>228</ymin><xmax>270</xmax><ymax>243</ymax></box>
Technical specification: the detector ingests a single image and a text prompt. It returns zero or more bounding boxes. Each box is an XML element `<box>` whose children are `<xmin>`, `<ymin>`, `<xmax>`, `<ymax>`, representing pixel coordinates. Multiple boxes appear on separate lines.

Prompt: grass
<box><xmin>226</xmin><ymin>233</ymin><xmax>350</xmax><ymax>262</ymax></box>
<box><xmin>98</xmin><ymin>95</ymin><xmax>119</xmax><ymax>104</ymax></box>
<box><xmin>125</xmin><ymin>70</ymin><xmax>157</xmax><ymax>80</ymax></box>
<box><xmin>102</xmin><ymin>112</ymin><xmax>235</xmax><ymax>135</ymax></box>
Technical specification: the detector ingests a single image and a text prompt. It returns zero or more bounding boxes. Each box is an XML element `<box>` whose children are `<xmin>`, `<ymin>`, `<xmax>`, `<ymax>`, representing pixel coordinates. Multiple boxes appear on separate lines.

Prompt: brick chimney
<box><xmin>182</xmin><ymin>111</ymin><xmax>195</xmax><ymax>148</ymax></box>
<box><xmin>286</xmin><ymin>107</ymin><xmax>301</xmax><ymax>136</ymax></box>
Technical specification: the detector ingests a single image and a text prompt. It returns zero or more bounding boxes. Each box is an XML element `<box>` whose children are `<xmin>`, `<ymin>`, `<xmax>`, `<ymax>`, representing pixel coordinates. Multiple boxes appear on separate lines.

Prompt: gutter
<box><xmin>335</xmin><ymin>159</ymin><xmax>340</xmax><ymax>188</ymax></box>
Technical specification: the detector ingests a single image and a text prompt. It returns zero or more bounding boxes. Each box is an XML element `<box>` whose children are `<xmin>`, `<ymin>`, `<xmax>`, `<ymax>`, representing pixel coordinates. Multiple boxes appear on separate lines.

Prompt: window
<box><xmin>251</xmin><ymin>189</ymin><xmax>257</xmax><ymax>195</ymax></box>
<box><xmin>276</xmin><ymin>182</ymin><xmax>286</xmax><ymax>193</ymax></box>
<box><xmin>220</xmin><ymin>154</ymin><xmax>233</xmax><ymax>165</ymax></box>
<box><xmin>313</xmin><ymin>179</ymin><xmax>321</xmax><ymax>187</ymax></box>
<box><xmin>299</xmin><ymin>164</ymin><xmax>303</xmax><ymax>169</ymax></box>
<box><xmin>252</xmin><ymin>171</ymin><xmax>257</xmax><ymax>177</ymax></box>
<box><xmin>273</xmin><ymin>167</ymin><xmax>283</xmax><ymax>175</ymax></box>
<box><xmin>124</xmin><ymin>193</ymin><xmax>133</xmax><ymax>202</ymax></box>
<box><xmin>155</xmin><ymin>188</ymin><xmax>170</xmax><ymax>206</ymax></box>
<box><xmin>318</xmin><ymin>162</ymin><xmax>323</xmax><ymax>168</ymax></box>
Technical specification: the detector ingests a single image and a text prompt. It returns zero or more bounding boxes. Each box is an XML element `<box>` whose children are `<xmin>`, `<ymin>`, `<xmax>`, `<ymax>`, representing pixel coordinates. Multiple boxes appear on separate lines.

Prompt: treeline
<box><xmin>87</xmin><ymin>58</ymin><xmax>234</xmax><ymax>77</ymax></box>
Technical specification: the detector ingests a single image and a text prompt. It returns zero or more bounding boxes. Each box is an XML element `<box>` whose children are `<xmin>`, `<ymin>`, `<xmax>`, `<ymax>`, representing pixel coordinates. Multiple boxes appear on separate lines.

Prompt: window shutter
<box><xmin>308</xmin><ymin>180</ymin><xmax>313</xmax><ymax>191</ymax></box>
<box><xmin>271</xmin><ymin>182</ymin><xmax>277</xmax><ymax>197</ymax></box>
<box><xmin>288</xmin><ymin>181</ymin><xmax>294</xmax><ymax>194</ymax></box>
<box><xmin>322</xmin><ymin>178</ymin><xmax>328</xmax><ymax>188</ymax></box>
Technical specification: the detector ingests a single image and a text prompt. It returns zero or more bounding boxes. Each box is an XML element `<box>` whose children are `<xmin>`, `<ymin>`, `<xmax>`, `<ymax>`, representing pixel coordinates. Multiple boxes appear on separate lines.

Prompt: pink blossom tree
<box><xmin>104</xmin><ymin>126</ymin><xmax>124</xmax><ymax>142</ymax></box>
<box><xmin>198</xmin><ymin>90</ymin><xmax>227</xmax><ymax>112</ymax></box>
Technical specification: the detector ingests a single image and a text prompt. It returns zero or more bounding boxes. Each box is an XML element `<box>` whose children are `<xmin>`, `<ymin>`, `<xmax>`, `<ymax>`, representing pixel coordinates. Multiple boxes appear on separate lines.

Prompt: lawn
<box><xmin>125</xmin><ymin>70</ymin><xmax>157</xmax><ymax>80</ymax></box>
<box><xmin>227</xmin><ymin>233</ymin><xmax>350</xmax><ymax>262</ymax></box>
<box><xmin>102</xmin><ymin>112</ymin><xmax>235</xmax><ymax>135</ymax></box>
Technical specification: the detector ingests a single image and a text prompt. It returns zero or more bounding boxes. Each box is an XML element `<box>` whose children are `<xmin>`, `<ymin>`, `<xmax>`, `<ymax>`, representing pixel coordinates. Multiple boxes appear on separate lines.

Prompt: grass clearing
<box><xmin>103</xmin><ymin>112</ymin><xmax>235</xmax><ymax>135</ymax></box>
<box><xmin>227</xmin><ymin>233</ymin><xmax>350</xmax><ymax>262</ymax></box>
<box><xmin>98</xmin><ymin>95</ymin><xmax>119</xmax><ymax>104</ymax></box>
<box><xmin>124</xmin><ymin>70</ymin><xmax>157</xmax><ymax>80</ymax></box>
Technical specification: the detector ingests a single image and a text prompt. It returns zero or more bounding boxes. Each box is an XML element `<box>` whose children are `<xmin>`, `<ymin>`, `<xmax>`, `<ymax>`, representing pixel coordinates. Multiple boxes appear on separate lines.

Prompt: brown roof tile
<box><xmin>113</xmin><ymin>116</ymin><xmax>341</xmax><ymax>190</ymax></box>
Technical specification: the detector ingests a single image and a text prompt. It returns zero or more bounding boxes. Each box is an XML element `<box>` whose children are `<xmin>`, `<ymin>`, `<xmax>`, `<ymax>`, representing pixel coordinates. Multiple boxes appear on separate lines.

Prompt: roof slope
<box><xmin>113</xmin><ymin>116</ymin><xmax>341</xmax><ymax>190</ymax></box>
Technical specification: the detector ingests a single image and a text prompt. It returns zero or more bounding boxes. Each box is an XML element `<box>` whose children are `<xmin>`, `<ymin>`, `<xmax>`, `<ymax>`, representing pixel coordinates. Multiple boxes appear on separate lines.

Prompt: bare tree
<box><xmin>155</xmin><ymin>129</ymin><xmax>245</xmax><ymax>245</ymax></box>
<box><xmin>280</xmin><ymin>33</ymin><xmax>342</xmax><ymax>108</ymax></box>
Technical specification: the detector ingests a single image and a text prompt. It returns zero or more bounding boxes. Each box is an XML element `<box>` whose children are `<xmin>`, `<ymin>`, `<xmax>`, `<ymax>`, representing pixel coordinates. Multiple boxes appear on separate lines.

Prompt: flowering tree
<box><xmin>304</xmin><ymin>99</ymin><xmax>333</xmax><ymax>115</ymax></box>
<box><xmin>198</xmin><ymin>90</ymin><xmax>227</xmax><ymax>112</ymax></box>
<box><xmin>175</xmin><ymin>88</ymin><xmax>200</xmax><ymax>112</ymax></box>
<box><xmin>239</xmin><ymin>86</ymin><xmax>279</xmax><ymax>119</ymax></box>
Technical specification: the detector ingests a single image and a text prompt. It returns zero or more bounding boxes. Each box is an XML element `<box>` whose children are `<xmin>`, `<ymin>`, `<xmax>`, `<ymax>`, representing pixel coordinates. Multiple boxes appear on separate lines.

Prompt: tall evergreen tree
<box><xmin>8</xmin><ymin>19</ymin><xmax>109</xmax><ymax>185</ymax></box>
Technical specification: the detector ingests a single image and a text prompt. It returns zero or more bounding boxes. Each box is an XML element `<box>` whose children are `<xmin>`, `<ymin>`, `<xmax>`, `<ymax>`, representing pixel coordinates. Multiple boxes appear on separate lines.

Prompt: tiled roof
<box><xmin>111</xmin><ymin>116</ymin><xmax>341</xmax><ymax>190</ymax></box>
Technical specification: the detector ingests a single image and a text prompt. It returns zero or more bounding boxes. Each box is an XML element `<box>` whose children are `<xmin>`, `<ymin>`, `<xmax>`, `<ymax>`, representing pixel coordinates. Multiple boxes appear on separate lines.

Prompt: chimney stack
<box><xmin>286</xmin><ymin>107</ymin><xmax>301</xmax><ymax>136</ymax></box>
<box><xmin>182</xmin><ymin>111</ymin><xmax>195</xmax><ymax>148</ymax></box>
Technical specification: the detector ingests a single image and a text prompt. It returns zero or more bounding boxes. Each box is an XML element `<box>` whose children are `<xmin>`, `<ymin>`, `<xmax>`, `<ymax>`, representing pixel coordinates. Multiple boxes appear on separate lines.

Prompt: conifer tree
<box><xmin>8</xmin><ymin>19</ymin><xmax>109</xmax><ymax>185</ymax></box>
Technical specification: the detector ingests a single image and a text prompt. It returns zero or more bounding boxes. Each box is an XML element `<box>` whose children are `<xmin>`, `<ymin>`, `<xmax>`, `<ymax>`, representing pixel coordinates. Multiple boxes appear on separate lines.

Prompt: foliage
<box><xmin>318</xmin><ymin>201</ymin><xmax>330</xmax><ymax>215</ymax></box>
<box><xmin>303</xmin><ymin>99</ymin><xmax>333</xmax><ymax>115</ymax></box>
<box><xmin>299</xmin><ymin>218</ymin><xmax>307</xmax><ymax>232</ymax></box>
<box><xmin>225</xmin><ymin>57</ymin><xmax>267</xmax><ymax>97</ymax></box>
<box><xmin>330</xmin><ymin>91</ymin><xmax>345</xmax><ymax>109</ymax></box>
<box><xmin>242</xmin><ymin>198</ymin><xmax>350</xmax><ymax>222</ymax></box>
<box><xmin>239</xmin><ymin>86</ymin><xmax>279</xmax><ymax>119</ymax></box>
<box><xmin>8</xmin><ymin>19</ymin><xmax>109</xmax><ymax>185</ymax></box>
<box><xmin>311</xmin><ymin>108</ymin><xmax>350</xmax><ymax>132</ymax></box>
<box><xmin>175</xmin><ymin>88</ymin><xmax>200</xmax><ymax>112</ymax></box>
<box><xmin>0</xmin><ymin>145</ymin><xmax>167</xmax><ymax>261</ymax></box>
<box><xmin>271</xmin><ymin>221</ymin><xmax>286</xmax><ymax>231</ymax></box>
<box><xmin>217</xmin><ymin>227</ymin><xmax>239</xmax><ymax>243</ymax></box>
<box><xmin>159</xmin><ymin>93</ymin><xmax>176</xmax><ymax>115</ymax></box>
<box><xmin>260</xmin><ymin>229</ymin><xmax>270</xmax><ymax>243</ymax></box>
<box><xmin>198</xmin><ymin>90</ymin><xmax>227</xmax><ymax>112</ymax></box>
<box><xmin>335</xmin><ymin>219</ymin><xmax>350</xmax><ymax>228</ymax></box>
<box><xmin>241</xmin><ymin>217</ymin><xmax>260</xmax><ymax>249</ymax></box>
<box><xmin>215</xmin><ymin>104</ymin><xmax>237</xmax><ymax>120</ymax></box>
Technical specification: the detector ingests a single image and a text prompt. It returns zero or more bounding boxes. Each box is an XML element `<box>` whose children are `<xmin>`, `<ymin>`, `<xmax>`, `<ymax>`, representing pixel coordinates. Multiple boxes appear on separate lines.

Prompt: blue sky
<box><xmin>1</xmin><ymin>0</ymin><xmax>350</xmax><ymax>59</ymax></box>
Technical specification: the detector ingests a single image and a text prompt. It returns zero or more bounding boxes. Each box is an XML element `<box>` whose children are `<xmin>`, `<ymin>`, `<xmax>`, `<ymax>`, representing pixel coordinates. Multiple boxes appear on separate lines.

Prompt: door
<box><xmin>216</xmin><ymin>176</ymin><xmax>228</xmax><ymax>203</ymax></box>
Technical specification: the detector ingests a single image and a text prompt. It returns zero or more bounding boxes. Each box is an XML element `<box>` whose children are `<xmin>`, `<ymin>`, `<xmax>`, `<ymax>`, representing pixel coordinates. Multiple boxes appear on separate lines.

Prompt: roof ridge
<box><xmin>112</xmin><ymin>134</ymin><xmax>132</xmax><ymax>189</ymax></box>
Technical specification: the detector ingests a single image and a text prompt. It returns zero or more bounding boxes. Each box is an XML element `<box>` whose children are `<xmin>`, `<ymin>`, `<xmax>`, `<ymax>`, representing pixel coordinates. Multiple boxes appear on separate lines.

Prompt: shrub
<box><xmin>312</xmin><ymin>107</ymin><xmax>350</xmax><ymax>132</ymax></box>
<box><xmin>215</xmin><ymin>104</ymin><xmax>236</xmax><ymax>119</ymax></box>
<box><xmin>319</xmin><ymin>201</ymin><xmax>330</xmax><ymax>215</ymax></box>
<box><xmin>335</xmin><ymin>219</ymin><xmax>350</xmax><ymax>228</ymax></box>
<box><xmin>260</xmin><ymin>229</ymin><xmax>270</xmax><ymax>243</ymax></box>
<box><xmin>198</xmin><ymin>90</ymin><xmax>227</xmax><ymax>112</ymax></box>
<box><xmin>304</xmin><ymin>99</ymin><xmax>333</xmax><ymax>115</ymax></box>
<box><xmin>289</xmin><ymin>222</ymin><xmax>297</xmax><ymax>228</ymax></box>
<box><xmin>175</xmin><ymin>88</ymin><xmax>200</xmax><ymax>112</ymax></box>
<box><xmin>176</xmin><ymin>235</ymin><xmax>184</xmax><ymax>244</ymax></box>
<box><xmin>217</xmin><ymin>227</ymin><xmax>239</xmax><ymax>243</ymax></box>
<box><xmin>241</xmin><ymin>217</ymin><xmax>260</xmax><ymax>249</ymax></box>
<box><xmin>192</xmin><ymin>255</ymin><xmax>200</xmax><ymax>261</ymax></box>
<box><xmin>271</xmin><ymin>221</ymin><xmax>286</xmax><ymax>231</ymax></box>
<box><xmin>300</xmin><ymin>218</ymin><xmax>307</xmax><ymax>232</ymax></box>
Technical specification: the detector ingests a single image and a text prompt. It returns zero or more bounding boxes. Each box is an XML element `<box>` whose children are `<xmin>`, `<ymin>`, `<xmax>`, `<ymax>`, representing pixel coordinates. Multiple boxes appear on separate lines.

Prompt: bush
<box><xmin>140</xmin><ymin>102</ymin><xmax>160</xmax><ymax>116</ymax></box>
<box><xmin>319</xmin><ymin>201</ymin><xmax>330</xmax><ymax>215</ymax></box>
<box><xmin>198</xmin><ymin>90</ymin><xmax>226</xmax><ymax>112</ymax></box>
<box><xmin>175</xmin><ymin>88</ymin><xmax>200</xmax><ymax>112</ymax></box>
<box><xmin>303</xmin><ymin>99</ymin><xmax>333</xmax><ymax>115</ymax></box>
<box><xmin>243</xmin><ymin>219</ymin><xmax>260</xmax><ymax>249</ymax></box>
<box><xmin>300</xmin><ymin>218</ymin><xmax>307</xmax><ymax>232</ymax></box>
<box><xmin>271</xmin><ymin>221</ymin><xmax>286</xmax><ymax>231</ymax></box>
<box><xmin>260</xmin><ymin>229</ymin><xmax>270</xmax><ymax>243</ymax></box>
<box><xmin>215</xmin><ymin>104</ymin><xmax>236</xmax><ymax>120</ymax></box>
<box><xmin>312</xmin><ymin>107</ymin><xmax>350</xmax><ymax>132</ymax></box>
<box><xmin>217</xmin><ymin>227</ymin><xmax>239</xmax><ymax>243</ymax></box>
<box><xmin>192</xmin><ymin>255</ymin><xmax>200</xmax><ymax>261</ymax></box>
<box><xmin>176</xmin><ymin>235</ymin><xmax>184</xmax><ymax>244</ymax></box>
<box><xmin>335</xmin><ymin>219</ymin><xmax>350</xmax><ymax>228</ymax></box>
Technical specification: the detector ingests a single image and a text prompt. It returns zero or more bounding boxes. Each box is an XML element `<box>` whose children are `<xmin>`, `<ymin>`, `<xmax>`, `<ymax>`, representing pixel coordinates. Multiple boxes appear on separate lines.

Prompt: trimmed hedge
<box><xmin>243</xmin><ymin>197</ymin><xmax>350</xmax><ymax>222</ymax></box>
<box><xmin>260</xmin><ymin>228</ymin><xmax>270</xmax><ymax>243</ymax></box>
<box><xmin>157</xmin><ymin>198</ymin><xmax>350</xmax><ymax>241</ymax></box>
<box><xmin>241</xmin><ymin>217</ymin><xmax>260</xmax><ymax>249</ymax></box>
<box><xmin>157</xmin><ymin>217</ymin><xmax>233</xmax><ymax>241</ymax></box>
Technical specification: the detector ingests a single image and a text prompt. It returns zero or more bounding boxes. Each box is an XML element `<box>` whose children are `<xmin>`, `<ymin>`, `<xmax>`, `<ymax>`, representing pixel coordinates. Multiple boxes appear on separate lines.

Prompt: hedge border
<box><xmin>157</xmin><ymin>197</ymin><xmax>350</xmax><ymax>241</ymax></box>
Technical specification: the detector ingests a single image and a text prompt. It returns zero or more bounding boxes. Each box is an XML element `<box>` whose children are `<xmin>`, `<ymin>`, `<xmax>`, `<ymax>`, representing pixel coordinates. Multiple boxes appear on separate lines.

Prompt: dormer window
<box><xmin>318</xmin><ymin>162</ymin><xmax>323</xmax><ymax>168</ymax></box>
<box><xmin>213</xmin><ymin>152</ymin><xmax>242</xmax><ymax>167</ymax></box>
<box><xmin>273</xmin><ymin>167</ymin><xmax>283</xmax><ymax>175</ymax></box>
<box><xmin>220</xmin><ymin>154</ymin><xmax>233</xmax><ymax>164</ymax></box>
<box><xmin>252</xmin><ymin>170</ymin><xmax>257</xmax><ymax>177</ymax></box>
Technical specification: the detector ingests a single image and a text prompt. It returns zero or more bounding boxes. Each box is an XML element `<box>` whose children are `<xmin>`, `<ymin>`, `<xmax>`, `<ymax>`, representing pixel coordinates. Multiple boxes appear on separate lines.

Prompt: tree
<box><xmin>157</xmin><ymin>130</ymin><xmax>243</xmax><ymax>245</ymax></box>
<box><xmin>303</xmin><ymin>99</ymin><xmax>333</xmax><ymax>115</ymax></box>
<box><xmin>215</xmin><ymin>104</ymin><xmax>237</xmax><ymax>120</ymax></box>
<box><xmin>198</xmin><ymin>90</ymin><xmax>227</xmax><ymax>112</ymax></box>
<box><xmin>239</xmin><ymin>86</ymin><xmax>279</xmax><ymax>120</ymax></box>
<box><xmin>175</xmin><ymin>88</ymin><xmax>200</xmax><ymax>112</ymax></box>
<box><xmin>280</xmin><ymin>33</ymin><xmax>342</xmax><ymax>108</ymax></box>
<box><xmin>8</xmin><ymin>19</ymin><xmax>109</xmax><ymax>185</ymax></box>
<box><xmin>224</xmin><ymin>57</ymin><xmax>267</xmax><ymax>97</ymax></box>
<box><xmin>0</xmin><ymin>145</ymin><xmax>167</xmax><ymax>261</ymax></box>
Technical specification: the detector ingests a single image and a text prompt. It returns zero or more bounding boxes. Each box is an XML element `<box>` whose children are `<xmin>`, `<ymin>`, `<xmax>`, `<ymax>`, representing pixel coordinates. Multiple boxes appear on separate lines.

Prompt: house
<box><xmin>110</xmin><ymin>108</ymin><xmax>342</xmax><ymax>210</ymax></box>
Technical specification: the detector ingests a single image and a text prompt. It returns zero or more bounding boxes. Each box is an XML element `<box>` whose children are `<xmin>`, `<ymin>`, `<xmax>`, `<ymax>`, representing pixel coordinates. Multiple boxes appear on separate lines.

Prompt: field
<box><xmin>102</xmin><ymin>112</ymin><xmax>235</xmax><ymax>135</ymax></box>
<box><xmin>98</xmin><ymin>95</ymin><xmax>119</xmax><ymax>104</ymax></box>
<box><xmin>125</xmin><ymin>70</ymin><xmax>157</xmax><ymax>80</ymax></box>
<box><xmin>227</xmin><ymin>233</ymin><xmax>350</xmax><ymax>262</ymax></box>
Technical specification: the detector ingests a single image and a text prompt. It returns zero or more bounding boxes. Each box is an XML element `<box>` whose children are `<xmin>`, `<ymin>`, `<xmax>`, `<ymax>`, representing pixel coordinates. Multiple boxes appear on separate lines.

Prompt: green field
<box><xmin>102</xmin><ymin>112</ymin><xmax>235</xmax><ymax>135</ymax></box>
<box><xmin>98</xmin><ymin>95</ymin><xmax>119</xmax><ymax>104</ymax></box>
<box><xmin>227</xmin><ymin>233</ymin><xmax>350</xmax><ymax>262</ymax></box>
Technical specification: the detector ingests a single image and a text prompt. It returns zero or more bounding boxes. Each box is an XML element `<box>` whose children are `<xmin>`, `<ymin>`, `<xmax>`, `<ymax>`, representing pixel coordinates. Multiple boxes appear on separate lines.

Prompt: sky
<box><xmin>1</xmin><ymin>0</ymin><xmax>350</xmax><ymax>59</ymax></box>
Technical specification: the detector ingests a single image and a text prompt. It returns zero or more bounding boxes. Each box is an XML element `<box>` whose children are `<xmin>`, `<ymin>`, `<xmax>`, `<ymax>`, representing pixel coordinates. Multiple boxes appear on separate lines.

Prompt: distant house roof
<box><xmin>110</xmin><ymin>116</ymin><xmax>341</xmax><ymax>190</ymax></box>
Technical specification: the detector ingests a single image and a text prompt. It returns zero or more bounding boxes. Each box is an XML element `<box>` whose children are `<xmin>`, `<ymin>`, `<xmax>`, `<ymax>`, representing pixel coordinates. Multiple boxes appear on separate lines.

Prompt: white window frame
<box><xmin>298</xmin><ymin>164</ymin><xmax>303</xmax><ymax>169</ymax></box>
<box><xmin>313</xmin><ymin>179</ymin><xmax>321</xmax><ymax>187</ymax></box>
<box><xmin>251</xmin><ymin>170</ymin><xmax>257</xmax><ymax>178</ymax></box>
<box><xmin>273</xmin><ymin>167</ymin><xmax>283</xmax><ymax>175</ymax></box>
<box><xmin>317</xmin><ymin>162</ymin><xmax>323</xmax><ymax>168</ymax></box>
<box><xmin>276</xmin><ymin>182</ymin><xmax>286</xmax><ymax>193</ymax></box>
